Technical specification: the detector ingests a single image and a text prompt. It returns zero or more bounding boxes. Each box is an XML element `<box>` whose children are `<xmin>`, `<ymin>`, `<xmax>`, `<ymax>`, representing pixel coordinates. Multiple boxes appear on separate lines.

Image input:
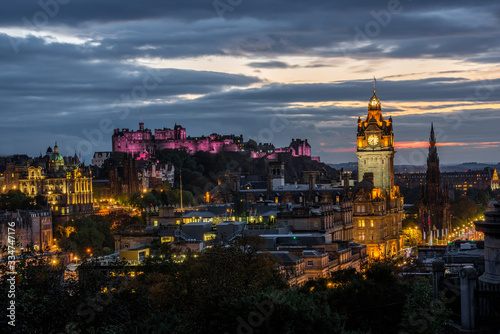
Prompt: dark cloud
<box><xmin>247</xmin><ymin>61</ymin><xmax>293</xmax><ymax>68</ymax></box>
<box><xmin>3</xmin><ymin>1</ymin><xmax>500</xmax><ymax>60</ymax></box>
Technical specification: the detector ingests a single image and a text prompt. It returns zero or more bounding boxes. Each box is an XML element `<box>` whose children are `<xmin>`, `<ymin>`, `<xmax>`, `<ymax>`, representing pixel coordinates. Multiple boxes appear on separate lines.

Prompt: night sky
<box><xmin>1</xmin><ymin>0</ymin><xmax>499</xmax><ymax>164</ymax></box>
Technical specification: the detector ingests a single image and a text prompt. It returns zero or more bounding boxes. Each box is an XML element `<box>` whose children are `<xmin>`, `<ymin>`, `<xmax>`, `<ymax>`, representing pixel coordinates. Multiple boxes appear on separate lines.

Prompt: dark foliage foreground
<box><xmin>0</xmin><ymin>240</ymin><xmax>449</xmax><ymax>334</ymax></box>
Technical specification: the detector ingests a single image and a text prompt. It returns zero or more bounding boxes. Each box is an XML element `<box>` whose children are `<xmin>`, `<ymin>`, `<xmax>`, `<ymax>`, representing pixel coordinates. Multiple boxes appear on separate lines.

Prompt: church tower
<box><xmin>356</xmin><ymin>89</ymin><xmax>395</xmax><ymax>194</ymax></box>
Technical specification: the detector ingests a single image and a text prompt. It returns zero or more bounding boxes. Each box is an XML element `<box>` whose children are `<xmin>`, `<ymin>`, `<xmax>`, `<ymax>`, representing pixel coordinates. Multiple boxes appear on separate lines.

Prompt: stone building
<box><xmin>395</xmin><ymin>169</ymin><xmax>497</xmax><ymax>191</ymax></box>
<box><xmin>112</xmin><ymin>122</ymin><xmax>242</xmax><ymax>157</ymax></box>
<box><xmin>352</xmin><ymin>90</ymin><xmax>404</xmax><ymax>258</ymax></box>
<box><xmin>91</xmin><ymin>152</ymin><xmax>113</xmax><ymax>168</ymax></box>
<box><xmin>0</xmin><ymin>210</ymin><xmax>53</xmax><ymax>254</ymax></box>
<box><xmin>3</xmin><ymin>143</ymin><xmax>93</xmax><ymax>219</ymax></box>
<box><xmin>491</xmin><ymin>168</ymin><xmax>499</xmax><ymax>190</ymax></box>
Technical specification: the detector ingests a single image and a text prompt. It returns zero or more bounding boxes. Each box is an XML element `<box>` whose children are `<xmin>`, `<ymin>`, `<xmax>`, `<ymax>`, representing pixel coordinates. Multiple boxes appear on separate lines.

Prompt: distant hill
<box><xmin>329</xmin><ymin>162</ymin><xmax>500</xmax><ymax>173</ymax></box>
<box><xmin>440</xmin><ymin>162</ymin><xmax>500</xmax><ymax>172</ymax></box>
<box><xmin>328</xmin><ymin>162</ymin><xmax>358</xmax><ymax>172</ymax></box>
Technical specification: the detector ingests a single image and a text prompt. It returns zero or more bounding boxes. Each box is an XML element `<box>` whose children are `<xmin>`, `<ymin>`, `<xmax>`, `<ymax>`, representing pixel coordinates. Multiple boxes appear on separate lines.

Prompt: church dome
<box><xmin>50</xmin><ymin>152</ymin><xmax>64</xmax><ymax>162</ymax></box>
<box><xmin>50</xmin><ymin>141</ymin><xmax>65</xmax><ymax>165</ymax></box>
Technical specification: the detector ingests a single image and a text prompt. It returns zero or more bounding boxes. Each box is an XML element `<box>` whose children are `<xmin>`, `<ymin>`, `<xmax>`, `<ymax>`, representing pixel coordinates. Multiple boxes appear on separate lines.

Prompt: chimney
<box><xmin>343</xmin><ymin>172</ymin><xmax>349</xmax><ymax>193</ymax></box>
<box><xmin>363</xmin><ymin>172</ymin><xmax>374</xmax><ymax>185</ymax></box>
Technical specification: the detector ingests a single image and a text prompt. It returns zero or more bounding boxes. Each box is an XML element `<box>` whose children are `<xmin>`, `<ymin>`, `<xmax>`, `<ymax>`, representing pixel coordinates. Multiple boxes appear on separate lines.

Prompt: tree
<box><xmin>0</xmin><ymin>257</ymin><xmax>77</xmax><ymax>333</ymax></box>
<box><xmin>58</xmin><ymin>215</ymin><xmax>113</xmax><ymax>257</ymax></box>
<box><xmin>400</xmin><ymin>278</ymin><xmax>450</xmax><ymax>333</ymax></box>
<box><xmin>0</xmin><ymin>190</ymin><xmax>32</xmax><ymax>210</ymax></box>
<box><xmin>450</xmin><ymin>196</ymin><xmax>483</xmax><ymax>227</ymax></box>
<box><xmin>176</xmin><ymin>237</ymin><xmax>287</xmax><ymax>332</ymax></box>
<box><xmin>403</xmin><ymin>227</ymin><xmax>422</xmax><ymax>247</ymax></box>
<box><xmin>245</xmin><ymin>139</ymin><xmax>259</xmax><ymax>152</ymax></box>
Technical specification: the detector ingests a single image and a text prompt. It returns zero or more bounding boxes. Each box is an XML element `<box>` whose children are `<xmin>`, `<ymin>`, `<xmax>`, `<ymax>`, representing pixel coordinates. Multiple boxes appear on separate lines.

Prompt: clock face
<box><xmin>368</xmin><ymin>135</ymin><xmax>379</xmax><ymax>146</ymax></box>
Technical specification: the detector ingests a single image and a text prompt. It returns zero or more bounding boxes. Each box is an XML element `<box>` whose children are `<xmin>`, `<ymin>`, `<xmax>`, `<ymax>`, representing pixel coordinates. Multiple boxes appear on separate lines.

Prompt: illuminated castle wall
<box><xmin>250</xmin><ymin>139</ymin><xmax>313</xmax><ymax>160</ymax></box>
<box><xmin>112</xmin><ymin>123</ymin><xmax>316</xmax><ymax>160</ymax></box>
<box><xmin>112</xmin><ymin>123</ymin><xmax>242</xmax><ymax>156</ymax></box>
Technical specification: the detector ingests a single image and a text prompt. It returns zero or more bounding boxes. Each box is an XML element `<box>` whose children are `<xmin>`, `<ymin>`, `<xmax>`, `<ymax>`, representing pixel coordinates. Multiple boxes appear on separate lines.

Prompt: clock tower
<box><xmin>351</xmin><ymin>88</ymin><xmax>404</xmax><ymax>259</ymax></box>
<box><xmin>356</xmin><ymin>90</ymin><xmax>395</xmax><ymax>194</ymax></box>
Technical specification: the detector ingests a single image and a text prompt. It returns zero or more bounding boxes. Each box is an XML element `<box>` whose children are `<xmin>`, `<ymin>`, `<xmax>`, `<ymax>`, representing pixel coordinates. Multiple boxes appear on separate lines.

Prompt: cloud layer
<box><xmin>0</xmin><ymin>0</ymin><xmax>499</xmax><ymax>164</ymax></box>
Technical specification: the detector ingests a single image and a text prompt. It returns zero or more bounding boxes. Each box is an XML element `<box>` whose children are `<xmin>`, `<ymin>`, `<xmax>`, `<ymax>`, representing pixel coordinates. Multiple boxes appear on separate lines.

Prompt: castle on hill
<box><xmin>112</xmin><ymin>122</ymin><xmax>318</xmax><ymax>161</ymax></box>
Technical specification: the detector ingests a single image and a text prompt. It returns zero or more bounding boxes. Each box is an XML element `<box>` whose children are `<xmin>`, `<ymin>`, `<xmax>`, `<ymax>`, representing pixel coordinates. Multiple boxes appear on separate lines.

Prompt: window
<box><xmin>307</xmin><ymin>261</ymin><xmax>313</xmax><ymax>266</ymax></box>
<box><xmin>370</xmin><ymin>220</ymin><xmax>374</xmax><ymax>227</ymax></box>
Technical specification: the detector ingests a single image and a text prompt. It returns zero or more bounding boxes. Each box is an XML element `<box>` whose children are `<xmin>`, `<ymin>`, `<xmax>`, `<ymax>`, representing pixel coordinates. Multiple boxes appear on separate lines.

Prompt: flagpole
<box><xmin>180</xmin><ymin>171</ymin><xmax>183</xmax><ymax>212</ymax></box>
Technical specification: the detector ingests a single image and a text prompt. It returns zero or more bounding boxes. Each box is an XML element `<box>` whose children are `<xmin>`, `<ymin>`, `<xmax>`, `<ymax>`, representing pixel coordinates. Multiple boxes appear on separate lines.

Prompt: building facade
<box><xmin>91</xmin><ymin>152</ymin><xmax>113</xmax><ymax>168</ymax></box>
<box><xmin>112</xmin><ymin>122</ymin><xmax>316</xmax><ymax>160</ymax></box>
<box><xmin>352</xmin><ymin>90</ymin><xmax>404</xmax><ymax>258</ymax></box>
<box><xmin>0</xmin><ymin>210</ymin><xmax>53</xmax><ymax>254</ymax></box>
<box><xmin>395</xmin><ymin>169</ymin><xmax>497</xmax><ymax>191</ymax></box>
<box><xmin>3</xmin><ymin>143</ymin><xmax>94</xmax><ymax>218</ymax></box>
<box><xmin>112</xmin><ymin>122</ymin><xmax>242</xmax><ymax>156</ymax></box>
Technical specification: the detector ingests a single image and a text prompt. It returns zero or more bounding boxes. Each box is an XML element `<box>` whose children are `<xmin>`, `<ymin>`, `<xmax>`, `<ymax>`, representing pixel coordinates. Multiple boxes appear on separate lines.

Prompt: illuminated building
<box><xmin>3</xmin><ymin>142</ymin><xmax>93</xmax><ymax>218</ymax></box>
<box><xmin>352</xmin><ymin>90</ymin><xmax>404</xmax><ymax>258</ymax></box>
<box><xmin>491</xmin><ymin>169</ymin><xmax>499</xmax><ymax>190</ymax></box>
<box><xmin>396</xmin><ymin>169</ymin><xmax>497</xmax><ymax>191</ymax></box>
<box><xmin>112</xmin><ymin>122</ymin><xmax>242</xmax><ymax>156</ymax></box>
<box><xmin>112</xmin><ymin>122</ymin><xmax>315</xmax><ymax>160</ymax></box>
